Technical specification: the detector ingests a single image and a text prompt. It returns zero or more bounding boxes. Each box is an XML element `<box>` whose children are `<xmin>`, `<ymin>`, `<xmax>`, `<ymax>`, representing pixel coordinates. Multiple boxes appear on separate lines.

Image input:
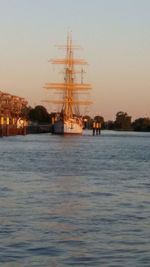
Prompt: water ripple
<box><xmin>0</xmin><ymin>131</ymin><xmax>150</xmax><ymax>266</ymax></box>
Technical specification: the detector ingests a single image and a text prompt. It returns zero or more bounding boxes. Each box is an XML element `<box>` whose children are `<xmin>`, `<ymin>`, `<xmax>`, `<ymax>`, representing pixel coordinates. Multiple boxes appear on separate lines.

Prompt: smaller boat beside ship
<box><xmin>44</xmin><ymin>34</ymin><xmax>92</xmax><ymax>135</ymax></box>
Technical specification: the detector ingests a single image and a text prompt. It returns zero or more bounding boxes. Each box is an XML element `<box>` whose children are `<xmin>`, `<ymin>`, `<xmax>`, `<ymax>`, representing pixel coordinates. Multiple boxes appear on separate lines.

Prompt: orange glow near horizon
<box><xmin>0</xmin><ymin>1</ymin><xmax>150</xmax><ymax>121</ymax></box>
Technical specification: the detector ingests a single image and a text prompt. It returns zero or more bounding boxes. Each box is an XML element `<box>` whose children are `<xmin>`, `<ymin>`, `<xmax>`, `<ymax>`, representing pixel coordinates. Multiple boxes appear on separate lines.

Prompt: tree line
<box><xmin>87</xmin><ymin>111</ymin><xmax>150</xmax><ymax>132</ymax></box>
<box><xmin>22</xmin><ymin>105</ymin><xmax>150</xmax><ymax>132</ymax></box>
<box><xmin>106</xmin><ymin>111</ymin><xmax>150</xmax><ymax>132</ymax></box>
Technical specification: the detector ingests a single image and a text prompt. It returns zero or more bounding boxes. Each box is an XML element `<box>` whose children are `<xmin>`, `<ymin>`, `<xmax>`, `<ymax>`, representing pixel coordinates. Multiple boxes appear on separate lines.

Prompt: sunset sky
<box><xmin>0</xmin><ymin>0</ymin><xmax>150</xmax><ymax>120</ymax></box>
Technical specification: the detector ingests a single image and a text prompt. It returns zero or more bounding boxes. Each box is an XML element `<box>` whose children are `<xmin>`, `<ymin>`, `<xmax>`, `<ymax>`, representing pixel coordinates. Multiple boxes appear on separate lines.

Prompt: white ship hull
<box><xmin>53</xmin><ymin>119</ymin><xmax>83</xmax><ymax>135</ymax></box>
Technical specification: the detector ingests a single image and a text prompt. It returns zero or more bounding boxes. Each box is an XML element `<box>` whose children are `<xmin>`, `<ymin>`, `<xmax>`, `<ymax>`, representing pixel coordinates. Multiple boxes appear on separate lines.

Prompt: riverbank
<box><xmin>26</xmin><ymin>124</ymin><xmax>51</xmax><ymax>134</ymax></box>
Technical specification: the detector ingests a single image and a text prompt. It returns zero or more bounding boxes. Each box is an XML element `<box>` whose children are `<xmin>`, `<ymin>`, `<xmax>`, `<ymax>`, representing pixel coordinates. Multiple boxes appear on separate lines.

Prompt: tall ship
<box><xmin>44</xmin><ymin>34</ymin><xmax>92</xmax><ymax>134</ymax></box>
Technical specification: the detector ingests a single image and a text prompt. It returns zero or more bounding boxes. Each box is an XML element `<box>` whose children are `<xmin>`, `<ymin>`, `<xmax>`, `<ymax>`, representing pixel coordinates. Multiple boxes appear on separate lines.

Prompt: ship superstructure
<box><xmin>44</xmin><ymin>34</ymin><xmax>92</xmax><ymax>134</ymax></box>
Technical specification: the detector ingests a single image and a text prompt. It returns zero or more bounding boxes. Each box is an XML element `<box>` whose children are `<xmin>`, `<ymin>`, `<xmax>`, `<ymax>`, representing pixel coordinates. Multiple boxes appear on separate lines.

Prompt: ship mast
<box><xmin>43</xmin><ymin>33</ymin><xmax>92</xmax><ymax>120</ymax></box>
<box><xmin>64</xmin><ymin>33</ymin><xmax>74</xmax><ymax>119</ymax></box>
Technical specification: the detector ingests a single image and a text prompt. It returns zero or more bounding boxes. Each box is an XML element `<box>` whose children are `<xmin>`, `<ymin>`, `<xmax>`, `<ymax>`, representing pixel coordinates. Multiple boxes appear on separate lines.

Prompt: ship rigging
<box><xmin>43</xmin><ymin>33</ymin><xmax>92</xmax><ymax>134</ymax></box>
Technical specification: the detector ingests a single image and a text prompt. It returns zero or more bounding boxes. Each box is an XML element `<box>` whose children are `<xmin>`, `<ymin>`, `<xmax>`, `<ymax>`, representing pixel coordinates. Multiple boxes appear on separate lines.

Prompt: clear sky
<box><xmin>0</xmin><ymin>0</ymin><xmax>150</xmax><ymax>120</ymax></box>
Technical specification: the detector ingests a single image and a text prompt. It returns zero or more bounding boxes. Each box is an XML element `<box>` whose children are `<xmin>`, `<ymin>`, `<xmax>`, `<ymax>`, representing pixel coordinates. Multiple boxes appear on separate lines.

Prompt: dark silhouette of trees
<box><xmin>94</xmin><ymin>115</ymin><xmax>104</xmax><ymax>123</ymax></box>
<box><xmin>21</xmin><ymin>106</ymin><xmax>32</xmax><ymax>119</ymax></box>
<box><xmin>105</xmin><ymin>120</ymin><xmax>115</xmax><ymax>130</ymax></box>
<box><xmin>105</xmin><ymin>114</ymin><xmax>150</xmax><ymax>132</ymax></box>
<box><xmin>29</xmin><ymin>105</ymin><xmax>51</xmax><ymax>123</ymax></box>
<box><xmin>132</xmin><ymin>118</ymin><xmax>150</xmax><ymax>132</ymax></box>
<box><xmin>114</xmin><ymin>111</ymin><xmax>132</xmax><ymax>130</ymax></box>
<box><xmin>23</xmin><ymin>104</ymin><xmax>150</xmax><ymax>132</ymax></box>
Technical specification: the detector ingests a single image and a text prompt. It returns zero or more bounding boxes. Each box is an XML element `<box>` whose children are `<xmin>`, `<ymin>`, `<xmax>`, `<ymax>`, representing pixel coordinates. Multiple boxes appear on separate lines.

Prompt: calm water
<box><xmin>0</xmin><ymin>130</ymin><xmax>150</xmax><ymax>267</ymax></box>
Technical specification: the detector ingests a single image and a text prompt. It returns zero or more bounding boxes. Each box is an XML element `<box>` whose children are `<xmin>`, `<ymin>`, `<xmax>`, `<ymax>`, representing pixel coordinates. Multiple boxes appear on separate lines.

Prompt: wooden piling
<box><xmin>92</xmin><ymin>121</ymin><xmax>101</xmax><ymax>136</ymax></box>
<box><xmin>0</xmin><ymin>117</ymin><xmax>4</xmax><ymax>137</ymax></box>
<box><xmin>0</xmin><ymin>116</ymin><xmax>27</xmax><ymax>137</ymax></box>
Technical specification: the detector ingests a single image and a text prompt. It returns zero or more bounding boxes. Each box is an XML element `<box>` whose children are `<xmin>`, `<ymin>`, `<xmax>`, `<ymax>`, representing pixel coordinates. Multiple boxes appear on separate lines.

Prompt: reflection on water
<box><xmin>0</xmin><ymin>131</ymin><xmax>150</xmax><ymax>266</ymax></box>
